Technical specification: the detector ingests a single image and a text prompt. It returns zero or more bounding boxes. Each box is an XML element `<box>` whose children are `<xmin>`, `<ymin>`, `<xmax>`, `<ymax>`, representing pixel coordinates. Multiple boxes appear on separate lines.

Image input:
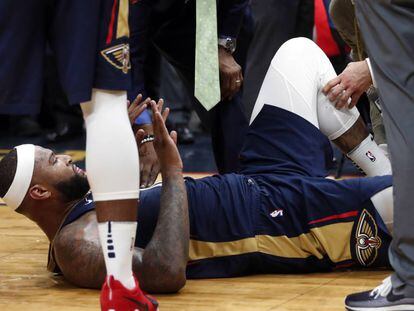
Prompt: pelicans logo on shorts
<box><xmin>101</xmin><ymin>43</ymin><xmax>131</xmax><ymax>74</ymax></box>
<box><xmin>355</xmin><ymin>209</ymin><xmax>382</xmax><ymax>267</ymax></box>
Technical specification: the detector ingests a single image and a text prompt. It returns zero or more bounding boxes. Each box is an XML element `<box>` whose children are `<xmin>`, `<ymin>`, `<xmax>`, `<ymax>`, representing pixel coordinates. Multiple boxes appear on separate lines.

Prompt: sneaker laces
<box><xmin>370</xmin><ymin>276</ymin><xmax>393</xmax><ymax>299</ymax></box>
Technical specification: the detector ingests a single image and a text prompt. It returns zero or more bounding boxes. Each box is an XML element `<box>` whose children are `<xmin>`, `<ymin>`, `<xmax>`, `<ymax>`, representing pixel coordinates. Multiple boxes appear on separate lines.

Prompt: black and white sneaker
<box><xmin>345</xmin><ymin>276</ymin><xmax>414</xmax><ymax>310</ymax></box>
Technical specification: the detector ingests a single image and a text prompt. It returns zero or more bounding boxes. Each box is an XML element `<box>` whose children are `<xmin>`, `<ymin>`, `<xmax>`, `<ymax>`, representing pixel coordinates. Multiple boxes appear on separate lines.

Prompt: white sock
<box><xmin>347</xmin><ymin>135</ymin><xmax>392</xmax><ymax>177</ymax></box>
<box><xmin>98</xmin><ymin>221</ymin><xmax>137</xmax><ymax>290</ymax></box>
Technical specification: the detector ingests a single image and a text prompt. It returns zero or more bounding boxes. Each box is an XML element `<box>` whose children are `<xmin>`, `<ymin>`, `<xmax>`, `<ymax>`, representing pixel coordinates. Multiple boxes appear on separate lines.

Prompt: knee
<box><xmin>278</xmin><ymin>37</ymin><xmax>317</xmax><ymax>55</ymax></box>
<box><xmin>271</xmin><ymin>37</ymin><xmax>322</xmax><ymax>67</ymax></box>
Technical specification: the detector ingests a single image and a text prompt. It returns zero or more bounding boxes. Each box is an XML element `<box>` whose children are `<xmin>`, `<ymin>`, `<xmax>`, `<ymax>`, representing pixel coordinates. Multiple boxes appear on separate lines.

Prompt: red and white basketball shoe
<box><xmin>100</xmin><ymin>275</ymin><xmax>159</xmax><ymax>311</ymax></box>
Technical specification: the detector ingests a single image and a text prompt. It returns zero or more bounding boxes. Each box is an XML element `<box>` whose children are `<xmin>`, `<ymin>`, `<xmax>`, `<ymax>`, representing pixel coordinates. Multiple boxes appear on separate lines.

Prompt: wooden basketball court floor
<box><xmin>0</xmin><ymin>171</ymin><xmax>391</xmax><ymax>311</ymax></box>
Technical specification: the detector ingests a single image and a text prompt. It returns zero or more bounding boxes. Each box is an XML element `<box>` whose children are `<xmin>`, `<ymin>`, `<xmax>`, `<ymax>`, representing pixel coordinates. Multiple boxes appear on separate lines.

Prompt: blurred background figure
<box><xmin>242</xmin><ymin>0</ymin><xmax>314</xmax><ymax>118</ymax></box>
<box><xmin>0</xmin><ymin>48</ymin><xmax>84</xmax><ymax>142</ymax></box>
<box><xmin>41</xmin><ymin>49</ymin><xmax>84</xmax><ymax>143</ymax></box>
<box><xmin>144</xmin><ymin>49</ymin><xmax>196</xmax><ymax>145</ymax></box>
<box><xmin>314</xmin><ymin>0</ymin><xmax>349</xmax><ymax>73</ymax></box>
<box><xmin>158</xmin><ymin>57</ymin><xmax>195</xmax><ymax>145</ymax></box>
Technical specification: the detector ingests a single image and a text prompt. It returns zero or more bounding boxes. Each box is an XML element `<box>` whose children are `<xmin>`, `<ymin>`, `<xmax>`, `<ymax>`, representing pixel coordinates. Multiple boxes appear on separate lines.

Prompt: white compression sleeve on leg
<box><xmin>371</xmin><ymin>187</ymin><xmax>393</xmax><ymax>235</ymax></box>
<box><xmin>81</xmin><ymin>89</ymin><xmax>139</xmax><ymax>201</ymax></box>
<box><xmin>251</xmin><ymin>37</ymin><xmax>360</xmax><ymax>137</ymax></box>
<box><xmin>317</xmin><ymin>94</ymin><xmax>361</xmax><ymax>141</ymax></box>
<box><xmin>347</xmin><ymin>135</ymin><xmax>392</xmax><ymax>177</ymax></box>
<box><xmin>315</xmin><ymin>52</ymin><xmax>361</xmax><ymax>140</ymax></box>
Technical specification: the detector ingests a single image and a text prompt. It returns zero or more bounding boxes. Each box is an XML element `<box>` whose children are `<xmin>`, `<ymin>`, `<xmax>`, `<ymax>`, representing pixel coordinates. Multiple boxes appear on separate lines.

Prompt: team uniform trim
<box><xmin>189</xmin><ymin>221</ymin><xmax>354</xmax><ymax>263</ymax></box>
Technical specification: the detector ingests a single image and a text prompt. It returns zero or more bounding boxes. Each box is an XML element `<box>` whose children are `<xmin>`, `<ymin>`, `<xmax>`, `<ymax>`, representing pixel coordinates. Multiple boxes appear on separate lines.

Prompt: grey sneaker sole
<box><xmin>346</xmin><ymin>305</ymin><xmax>414</xmax><ymax>311</ymax></box>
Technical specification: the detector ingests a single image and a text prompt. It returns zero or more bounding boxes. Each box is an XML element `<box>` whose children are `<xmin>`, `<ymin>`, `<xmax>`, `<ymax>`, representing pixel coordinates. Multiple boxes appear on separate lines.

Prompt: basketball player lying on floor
<box><xmin>0</xmin><ymin>38</ymin><xmax>393</xmax><ymax>294</ymax></box>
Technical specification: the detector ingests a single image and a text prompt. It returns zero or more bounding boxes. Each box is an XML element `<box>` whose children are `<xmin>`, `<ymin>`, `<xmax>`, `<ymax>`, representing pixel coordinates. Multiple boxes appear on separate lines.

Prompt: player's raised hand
<box><xmin>128</xmin><ymin>94</ymin><xmax>162</xmax><ymax>188</ymax></box>
<box><xmin>150</xmin><ymin>100</ymin><xmax>183</xmax><ymax>175</ymax></box>
<box><xmin>127</xmin><ymin>94</ymin><xmax>152</xmax><ymax>125</ymax></box>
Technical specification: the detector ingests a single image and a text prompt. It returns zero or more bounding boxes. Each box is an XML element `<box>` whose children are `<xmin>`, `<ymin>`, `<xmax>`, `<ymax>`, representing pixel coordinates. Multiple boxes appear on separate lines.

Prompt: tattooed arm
<box><xmin>137</xmin><ymin>100</ymin><xmax>189</xmax><ymax>293</ymax></box>
<box><xmin>137</xmin><ymin>171</ymin><xmax>188</xmax><ymax>293</ymax></box>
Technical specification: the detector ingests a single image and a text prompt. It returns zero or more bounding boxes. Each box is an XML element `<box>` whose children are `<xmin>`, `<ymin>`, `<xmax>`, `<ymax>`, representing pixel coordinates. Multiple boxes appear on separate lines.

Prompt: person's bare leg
<box><xmin>96</xmin><ymin>200</ymin><xmax>137</xmax><ymax>222</ymax></box>
<box><xmin>332</xmin><ymin>117</ymin><xmax>368</xmax><ymax>153</ymax></box>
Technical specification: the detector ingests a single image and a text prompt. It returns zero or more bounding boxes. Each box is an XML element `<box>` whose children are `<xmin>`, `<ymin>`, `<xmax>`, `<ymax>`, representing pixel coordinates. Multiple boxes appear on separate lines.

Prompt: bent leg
<box><xmin>250</xmin><ymin>37</ymin><xmax>361</xmax><ymax>133</ymax></box>
<box><xmin>250</xmin><ymin>37</ymin><xmax>323</xmax><ymax>126</ymax></box>
<box><xmin>251</xmin><ymin>37</ymin><xmax>391</xmax><ymax>176</ymax></box>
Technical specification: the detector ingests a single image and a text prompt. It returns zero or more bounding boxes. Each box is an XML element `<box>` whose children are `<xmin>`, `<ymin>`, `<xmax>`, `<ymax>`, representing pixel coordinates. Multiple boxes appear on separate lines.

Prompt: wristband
<box><xmin>134</xmin><ymin>109</ymin><xmax>152</xmax><ymax>125</ymax></box>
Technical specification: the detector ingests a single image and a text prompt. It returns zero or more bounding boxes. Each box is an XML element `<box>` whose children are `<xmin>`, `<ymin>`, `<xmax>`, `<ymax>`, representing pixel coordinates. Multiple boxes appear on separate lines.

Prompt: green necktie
<box><xmin>194</xmin><ymin>0</ymin><xmax>221</xmax><ymax>111</ymax></box>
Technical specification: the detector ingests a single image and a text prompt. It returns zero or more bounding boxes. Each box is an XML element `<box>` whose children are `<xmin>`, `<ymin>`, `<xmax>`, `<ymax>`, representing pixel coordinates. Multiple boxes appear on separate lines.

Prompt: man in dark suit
<box><xmin>130</xmin><ymin>0</ymin><xmax>250</xmax><ymax>175</ymax></box>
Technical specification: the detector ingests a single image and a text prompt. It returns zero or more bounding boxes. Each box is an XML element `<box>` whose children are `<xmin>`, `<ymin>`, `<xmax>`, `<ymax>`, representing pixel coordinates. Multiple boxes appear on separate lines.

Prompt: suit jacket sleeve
<box><xmin>217</xmin><ymin>0</ymin><xmax>249</xmax><ymax>39</ymax></box>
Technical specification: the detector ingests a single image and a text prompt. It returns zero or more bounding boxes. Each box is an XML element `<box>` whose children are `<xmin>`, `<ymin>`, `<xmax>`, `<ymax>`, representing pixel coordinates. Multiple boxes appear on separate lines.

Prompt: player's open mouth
<box><xmin>73</xmin><ymin>165</ymin><xmax>86</xmax><ymax>176</ymax></box>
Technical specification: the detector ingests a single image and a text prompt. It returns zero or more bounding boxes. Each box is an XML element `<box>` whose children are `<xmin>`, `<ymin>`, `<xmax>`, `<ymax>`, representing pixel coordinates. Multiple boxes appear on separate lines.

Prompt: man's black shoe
<box><xmin>345</xmin><ymin>276</ymin><xmax>414</xmax><ymax>310</ymax></box>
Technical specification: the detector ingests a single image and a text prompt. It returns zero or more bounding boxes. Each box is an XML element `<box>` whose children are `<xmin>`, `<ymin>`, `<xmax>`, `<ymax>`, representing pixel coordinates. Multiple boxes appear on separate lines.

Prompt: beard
<box><xmin>55</xmin><ymin>173</ymin><xmax>90</xmax><ymax>203</ymax></box>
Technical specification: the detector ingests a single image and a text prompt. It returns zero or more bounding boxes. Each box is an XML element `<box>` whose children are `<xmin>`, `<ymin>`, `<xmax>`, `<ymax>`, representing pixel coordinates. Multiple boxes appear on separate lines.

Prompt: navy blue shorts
<box><xmin>0</xmin><ymin>0</ymin><xmax>131</xmax><ymax>115</ymax></box>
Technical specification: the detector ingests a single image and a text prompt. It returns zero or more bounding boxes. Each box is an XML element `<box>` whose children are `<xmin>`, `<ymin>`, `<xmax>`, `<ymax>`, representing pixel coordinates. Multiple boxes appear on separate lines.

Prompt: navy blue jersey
<box><xmin>0</xmin><ymin>0</ymin><xmax>131</xmax><ymax>115</ymax></box>
<box><xmin>51</xmin><ymin>105</ymin><xmax>393</xmax><ymax>278</ymax></box>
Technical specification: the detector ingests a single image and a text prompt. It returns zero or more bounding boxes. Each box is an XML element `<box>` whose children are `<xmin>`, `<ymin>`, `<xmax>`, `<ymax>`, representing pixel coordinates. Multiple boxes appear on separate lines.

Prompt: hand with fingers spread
<box><xmin>127</xmin><ymin>94</ymin><xmax>152</xmax><ymax>125</ymax></box>
<box><xmin>219</xmin><ymin>47</ymin><xmax>243</xmax><ymax>101</ymax></box>
<box><xmin>128</xmin><ymin>94</ymin><xmax>161</xmax><ymax>188</ymax></box>
<box><xmin>322</xmin><ymin>60</ymin><xmax>373</xmax><ymax>109</ymax></box>
<box><xmin>149</xmin><ymin>100</ymin><xmax>183</xmax><ymax>176</ymax></box>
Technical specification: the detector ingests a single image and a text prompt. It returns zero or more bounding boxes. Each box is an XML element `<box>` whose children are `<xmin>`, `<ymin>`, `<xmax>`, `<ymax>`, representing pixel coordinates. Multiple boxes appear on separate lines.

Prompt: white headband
<box><xmin>3</xmin><ymin>144</ymin><xmax>36</xmax><ymax>210</ymax></box>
